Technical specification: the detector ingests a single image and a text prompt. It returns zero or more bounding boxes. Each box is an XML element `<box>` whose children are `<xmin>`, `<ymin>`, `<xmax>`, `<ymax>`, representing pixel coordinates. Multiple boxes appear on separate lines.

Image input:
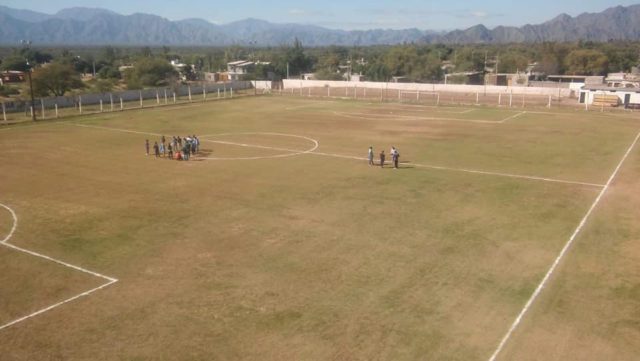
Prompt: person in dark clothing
<box><xmin>153</xmin><ymin>142</ymin><xmax>160</xmax><ymax>158</ymax></box>
<box><xmin>145</xmin><ymin>139</ymin><xmax>150</xmax><ymax>156</ymax></box>
<box><xmin>379</xmin><ymin>150</ymin><xmax>385</xmax><ymax>168</ymax></box>
<box><xmin>183</xmin><ymin>142</ymin><xmax>190</xmax><ymax>161</ymax></box>
<box><xmin>392</xmin><ymin>147</ymin><xmax>399</xmax><ymax>169</ymax></box>
<box><xmin>167</xmin><ymin>144</ymin><xmax>173</xmax><ymax>160</ymax></box>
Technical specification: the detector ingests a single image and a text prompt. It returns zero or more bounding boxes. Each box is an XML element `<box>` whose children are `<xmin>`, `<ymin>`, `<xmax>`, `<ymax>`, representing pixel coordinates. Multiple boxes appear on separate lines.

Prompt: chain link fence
<box><xmin>1</xmin><ymin>81</ymin><xmax>255</xmax><ymax>125</ymax></box>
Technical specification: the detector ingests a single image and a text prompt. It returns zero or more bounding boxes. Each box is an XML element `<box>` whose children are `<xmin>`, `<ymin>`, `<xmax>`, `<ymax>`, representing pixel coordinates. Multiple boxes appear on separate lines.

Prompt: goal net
<box><xmin>398</xmin><ymin>91</ymin><xmax>440</xmax><ymax>105</ymax></box>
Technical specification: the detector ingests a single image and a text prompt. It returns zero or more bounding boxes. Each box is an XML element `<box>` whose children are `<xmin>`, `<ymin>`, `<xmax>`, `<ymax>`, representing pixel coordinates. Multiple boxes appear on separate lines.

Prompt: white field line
<box><xmin>67</xmin><ymin>124</ymin><xmax>319</xmax><ymax>161</ymax></box>
<box><xmin>364</xmin><ymin>104</ymin><xmax>474</xmax><ymax>114</ymax></box>
<box><xmin>149</xmin><ymin>103</ymin><xmax>207</xmax><ymax>111</ymax></box>
<box><xmin>0</xmin><ymin>203</ymin><xmax>118</xmax><ymax>331</ymax></box>
<box><xmin>499</xmin><ymin>111</ymin><xmax>526</xmax><ymax>123</ymax></box>
<box><xmin>0</xmin><ymin>277</ymin><xmax>117</xmax><ymax>332</ymax></box>
<box><xmin>198</xmin><ymin>133</ymin><xmax>319</xmax><ymax>160</ymax></box>
<box><xmin>67</xmin><ymin>122</ymin><xmax>603</xmax><ymax>187</ymax></box>
<box><xmin>285</xmin><ymin>101</ymin><xmax>337</xmax><ymax>111</ymax></box>
<box><xmin>0</xmin><ymin>118</ymin><xmax>78</xmax><ymax>132</ymax></box>
<box><xmin>487</xmin><ymin>129</ymin><xmax>640</xmax><ymax>361</ymax></box>
<box><xmin>308</xmin><ymin>151</ymin><xmax>605</xmax><ymax>188</ymax></box>
<box><xmin>72</xmin><ymin>123</ymin><xmax>162</xmax><ymax>137</ymax></box>
<box><xmin>202</xmin><ymin>139</ymin><xmax>303</xmax><ymax>153</ymax></box>
<box><xmin>372</xmin><ymin>107</ymin><xmax>474</xmax><ymax>115</ymax></box>
<box><xmin>333</xmin><ymin>111</ymin><xmax>504</xmax><ymax>124</ymax></box>
<box><xmin>0</xmin><ymin>203</ymin><xmax>17</xmax><ymax>243</ymax></box>
<box><xmin>375</xmin><ymin>103</ymin><xmax>474</xmax><ymax>111</ymax></box>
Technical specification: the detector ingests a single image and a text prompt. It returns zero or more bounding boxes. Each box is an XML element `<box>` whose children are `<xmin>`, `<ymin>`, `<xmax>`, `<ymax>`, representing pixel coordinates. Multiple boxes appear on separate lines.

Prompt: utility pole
<box><xmin>21</xmin><ymin>39</ymin><xmax>36</xmax><ymax>122</ymax></box>
<box><xmin>483</xmin><ymin>51</ymin><xmax>488</xmax><ymax>96</ymax></box>
<box><xmin>484</xmin><ymin>50</ymin><xmax>488</xmax><ymax>72</ymax></box>
<box><xmin>26</xmin><ymin>64</ymin><xmax>35</xmax><ymax>121</ymax></box>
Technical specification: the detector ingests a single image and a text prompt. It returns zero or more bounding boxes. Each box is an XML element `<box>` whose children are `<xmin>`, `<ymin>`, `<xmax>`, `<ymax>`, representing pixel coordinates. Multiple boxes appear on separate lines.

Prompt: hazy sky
<box><xmin>2</xmin><ymin>0</ymin><xmax>638</xmax><ymax>30</ymax></box>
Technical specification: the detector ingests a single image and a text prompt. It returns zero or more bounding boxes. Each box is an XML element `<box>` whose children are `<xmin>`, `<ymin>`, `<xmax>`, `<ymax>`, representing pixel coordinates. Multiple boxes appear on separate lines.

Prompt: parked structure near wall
<box><xmin>579</xmin><ymin>85</ymin><xmax>640</xmax><ymax>108</ymax></box>
<box><xmin>0</xmin><ymin>71</ymin><xmax>26</xmax><ymax>85</ymax></box>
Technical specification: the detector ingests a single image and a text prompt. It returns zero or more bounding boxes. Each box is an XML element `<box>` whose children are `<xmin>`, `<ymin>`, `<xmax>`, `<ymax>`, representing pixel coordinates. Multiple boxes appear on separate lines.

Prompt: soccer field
<box><xmin>1</xmin><ymin>95</ymin><xmax>639</xmax><ymax>360</ymax></box>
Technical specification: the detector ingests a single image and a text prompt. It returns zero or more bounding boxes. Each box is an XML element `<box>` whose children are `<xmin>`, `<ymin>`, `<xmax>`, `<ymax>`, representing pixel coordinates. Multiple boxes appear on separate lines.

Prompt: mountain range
<box><xmin>0</xmin><ymin>4</ymin><xmax>639</xmax><ymax>46</ymax></box>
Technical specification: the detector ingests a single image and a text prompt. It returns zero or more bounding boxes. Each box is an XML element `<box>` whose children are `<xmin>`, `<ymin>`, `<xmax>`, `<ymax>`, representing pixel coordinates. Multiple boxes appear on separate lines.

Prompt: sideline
<box><xmin>487</xmin><ymin>129</ymin><xmax>640</xmax><ymax>361</ymax></box>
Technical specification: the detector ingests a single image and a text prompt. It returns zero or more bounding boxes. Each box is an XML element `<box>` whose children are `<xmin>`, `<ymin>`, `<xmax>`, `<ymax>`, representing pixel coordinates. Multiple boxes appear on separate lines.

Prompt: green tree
<box><xmin>127</xmin><ymin>58</ymin><xmax>177</xmax><ymax>89</ymax></box>
<box><xmin>100</xmin><ymin>46</ymin><xmax>118</xmax><ymax>65</ymax></box>
<box><xmin>315</xmin><ymin>68</ymin><xmax>343</xmax><ymax>80</ymax></box>
<box><xmin>98</xmin><ymin>66</ymin><xmax>121</xmax><ymax>79</ymax></box>
<box><xmin>365</xmin><ymin>62</ymin><xmax>391</xmax><ymax>82</ymax></box>
<box><xmin>1</xmin><ymin>55</ymin><xmax>30</xmax><ymax>72</ymax></box>
<box><xmin>565</xmin><ymin>49</ymin><xmax>608</xmax><ymax>75</ymax></box>
<box><xmin>497</xmin><ymin>52</ymin><xmax>529</xmax><ymax>73</ymax></box>
<box><xmin>604</xmin><ymin>45</ymin><xmax>638</xmax><ymax>73</ymax></box>
<box><xmin>32</xmin><ymin>63</ymin><xmax>84</xmax><ymax>96</ymax></box>
<box><xmin>453</xmin><ymin>47</ymin><xmax>485</xmax><ymax>72</ymax></box>
<box><xmin>287</xmin><ymin>39</ymin><xmax>312</xmax><ymax>76</ymax></box>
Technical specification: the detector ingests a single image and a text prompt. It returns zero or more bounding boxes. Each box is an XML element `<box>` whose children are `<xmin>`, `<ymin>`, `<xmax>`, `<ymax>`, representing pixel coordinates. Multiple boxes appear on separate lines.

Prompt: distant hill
<box><xmin>426</xmin><ymin>5</ymin><xmax>640</xmax><ymax>43</ymax></box>
<box><xmin>0</xmin><ymin>5</ymin><xmax>639</xmax><ymax>46</ymax></box>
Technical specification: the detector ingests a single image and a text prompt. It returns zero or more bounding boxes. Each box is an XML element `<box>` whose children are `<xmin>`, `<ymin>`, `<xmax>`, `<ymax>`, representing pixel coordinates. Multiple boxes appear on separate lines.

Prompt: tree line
<box><xmin>0</xmin><ymin>40</ymin><xmax>638</xmax><ymax>98</ymax></box>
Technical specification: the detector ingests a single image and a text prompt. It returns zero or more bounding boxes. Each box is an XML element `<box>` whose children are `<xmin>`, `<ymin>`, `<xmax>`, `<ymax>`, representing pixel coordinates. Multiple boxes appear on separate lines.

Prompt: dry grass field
<box><xmin>0</xmin><ymin>95</ymin><xmax>639</xmax><ymax>360</ymax></box>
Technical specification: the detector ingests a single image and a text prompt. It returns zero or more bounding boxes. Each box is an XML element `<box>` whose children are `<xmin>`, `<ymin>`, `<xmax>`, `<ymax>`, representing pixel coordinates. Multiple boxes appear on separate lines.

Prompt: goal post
<box><xmin>398</xmin><ymin>91</ymin><xmax>440</xmax><ymax>105</ymax></box>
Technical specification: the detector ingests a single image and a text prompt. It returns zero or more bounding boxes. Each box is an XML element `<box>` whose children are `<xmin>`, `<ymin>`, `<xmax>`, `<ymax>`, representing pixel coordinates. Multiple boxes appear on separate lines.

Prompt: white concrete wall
<box><xmin>251</xmin><ymin>80</ymin><xmax>273</xmax><ymax>89</ymax></box>
<box><xmin>283</xmin><ymin>79</ymin><xmax>572</xmax><ymax>97</ymax></box>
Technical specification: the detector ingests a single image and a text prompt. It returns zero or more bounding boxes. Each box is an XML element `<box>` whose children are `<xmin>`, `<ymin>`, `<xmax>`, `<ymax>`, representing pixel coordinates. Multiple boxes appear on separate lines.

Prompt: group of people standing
<box><xmin>145</xmin><ymin>135</ymin><xmax>200</xmax><ymax>161</ymax></box>
<box><xmin>368</xmin><ymin>146</ymin><xmax>400</xmax><ymax>169</ymax></box>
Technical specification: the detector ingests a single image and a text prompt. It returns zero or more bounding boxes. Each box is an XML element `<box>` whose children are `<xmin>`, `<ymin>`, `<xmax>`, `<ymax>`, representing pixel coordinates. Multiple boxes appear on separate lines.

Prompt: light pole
<box><xmin>21</xmin><ymin>39</ymin><xmax>37</xmax><ymax>121</ymax></box>
<box><xmin>26</xmin><ymin>61</ymin><xmax>35</xmax><ymax>121</ymax></box>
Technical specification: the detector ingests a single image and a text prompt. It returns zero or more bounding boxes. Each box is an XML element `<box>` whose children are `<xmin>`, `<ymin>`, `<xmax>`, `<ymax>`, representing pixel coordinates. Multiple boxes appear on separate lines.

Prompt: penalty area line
<box><xmin>0</xmin><ymin>202</ymin><xmax>118</xmax><ymax>332</ymax></box>
<box><xmin>487</xmin><ymin>129</ymin><xmax>640</xmax><ymax>361</ymax></box>
<box><xmin>333</xmin><ymin>111</ymin><xmax>504</xmax><ymax>124</ymax></box>
<box><xmin>499</xmin><ymin>111</ymin><xmax>526</xmax><ymax>123</ymax></box>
